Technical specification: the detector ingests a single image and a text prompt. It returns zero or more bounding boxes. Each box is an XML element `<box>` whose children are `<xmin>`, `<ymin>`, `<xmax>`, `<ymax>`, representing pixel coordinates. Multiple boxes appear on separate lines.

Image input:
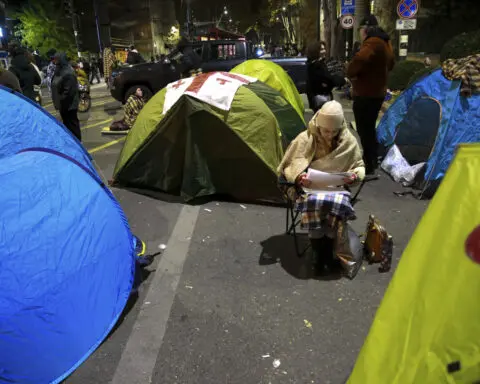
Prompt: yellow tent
<box><xmin>348</xmin><ymin>144</ymin><xmax>480</xmax><ymax>384</ymax></box>
<box><xmin>230</xmin><ymin>59</ymin><xmax>305</xmax><ymax>123</ymax></box>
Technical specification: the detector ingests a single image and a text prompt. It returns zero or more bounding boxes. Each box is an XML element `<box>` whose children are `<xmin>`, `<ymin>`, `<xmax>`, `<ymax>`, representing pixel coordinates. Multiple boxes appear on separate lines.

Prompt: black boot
<box><xmin>322</xmin><ymin>237</ymin><xmax>341</xmax><ymax>273</ymax></box>
<box><xmin>310</xmin><ymin>238</ymin><xmax>327</xmax><ymax>275</ymax></box>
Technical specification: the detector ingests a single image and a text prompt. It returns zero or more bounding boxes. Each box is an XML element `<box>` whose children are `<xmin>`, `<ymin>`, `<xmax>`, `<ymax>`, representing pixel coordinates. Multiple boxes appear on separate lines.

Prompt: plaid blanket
<box><xmin>442</xmin><ymin>54</ymin><xmax>480</xmax><ymax>97</ymax></box>
<box><xmin>124</xmin><ymin>94</ymin><xmax>146</xmax><ymax>128</ymax></box>
<box><xmin>296</xmin><ymin>192</ymin><xmax>355</xmax><ymax>231</ymax></box>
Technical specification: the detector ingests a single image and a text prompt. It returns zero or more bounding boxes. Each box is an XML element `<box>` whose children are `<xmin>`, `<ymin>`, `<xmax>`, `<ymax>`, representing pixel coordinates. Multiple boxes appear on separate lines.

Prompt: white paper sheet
<box><xmin>303</xmin><ymin>187</ymin><xmax>351</xmax><ymax>195</ymax></box>
<box><xmin>306</xmin><ymin>168</ymin><xmax>353</xmax><ymax>189</ymax></box>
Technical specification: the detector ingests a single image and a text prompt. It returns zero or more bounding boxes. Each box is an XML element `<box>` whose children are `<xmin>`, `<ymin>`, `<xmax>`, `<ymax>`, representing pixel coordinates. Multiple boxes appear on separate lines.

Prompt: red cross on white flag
<box><xmin>163</xmin><ymin>72</ymin><xmax>257</xmax><ymax>115</ymax></box>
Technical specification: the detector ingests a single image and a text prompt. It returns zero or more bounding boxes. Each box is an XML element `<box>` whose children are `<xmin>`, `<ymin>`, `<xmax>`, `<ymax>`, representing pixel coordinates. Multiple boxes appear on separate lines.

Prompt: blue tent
<box><xmin>0</xmin><ymin>86</ymin><xmax>93</xmax><ymax>172</ymax></box>
<box><xmin>377</xmin><ymin>69</ymin><xmax>480</xmax><ymax>196</ymax></box>
<box><xmin>0</xmin><ymin>87</ymin><xmax>135</xmax><ymax>383</ymax></box>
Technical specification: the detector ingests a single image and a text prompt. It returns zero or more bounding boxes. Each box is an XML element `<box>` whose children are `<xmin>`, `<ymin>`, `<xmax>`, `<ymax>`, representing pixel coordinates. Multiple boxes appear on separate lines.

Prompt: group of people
<box><xmin>283</xmin><ymin>15</ymin><xmax>394</xmax><ymax>275</ymax></box>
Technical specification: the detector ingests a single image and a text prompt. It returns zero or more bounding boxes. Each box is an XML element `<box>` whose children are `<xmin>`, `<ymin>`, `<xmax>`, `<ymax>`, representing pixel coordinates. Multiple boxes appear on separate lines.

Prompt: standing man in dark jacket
<box><xmin>9</xmin><ymin>49</ymin><xmax>41</xmax><ymax>101</ymax></box>
<box><xmin>51</xmin><ymin>53</ymin><xmax>81</xmax><ymax>141</ymax></box>
<box><xmin>347</xmin><ymin>15</ymin><xmax>395</xmax><ymax>176</ymax></box>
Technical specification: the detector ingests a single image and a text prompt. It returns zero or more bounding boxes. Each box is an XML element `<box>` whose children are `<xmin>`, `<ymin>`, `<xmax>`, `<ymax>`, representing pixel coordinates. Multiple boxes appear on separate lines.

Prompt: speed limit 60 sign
<box><xmin>341</xmin><ymin>14</ymin><xmax>355</xmax><ymax>29</ymax></box>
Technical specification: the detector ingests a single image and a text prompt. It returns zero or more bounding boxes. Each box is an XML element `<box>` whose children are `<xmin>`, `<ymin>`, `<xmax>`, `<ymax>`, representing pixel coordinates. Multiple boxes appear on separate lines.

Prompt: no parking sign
<box><xmin>397</xmin><ymin>0</ymin><xmax>419</xmax><ymax>19</ymax></box>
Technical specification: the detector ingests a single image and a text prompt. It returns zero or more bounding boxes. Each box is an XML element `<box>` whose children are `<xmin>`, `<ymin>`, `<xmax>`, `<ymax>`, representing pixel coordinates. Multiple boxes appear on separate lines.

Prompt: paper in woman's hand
<box><xmin>306</xmin><ymin>168</ymin><xmax>353</xmax><ymax>190</ymax></box>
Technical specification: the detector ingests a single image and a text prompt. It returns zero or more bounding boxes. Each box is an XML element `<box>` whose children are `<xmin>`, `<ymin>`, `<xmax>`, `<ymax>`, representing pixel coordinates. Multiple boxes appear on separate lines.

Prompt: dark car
<box><xmin>110</xmin><ymin>40</ymin><xmax>307</xmax><ymax>103</ymax></box>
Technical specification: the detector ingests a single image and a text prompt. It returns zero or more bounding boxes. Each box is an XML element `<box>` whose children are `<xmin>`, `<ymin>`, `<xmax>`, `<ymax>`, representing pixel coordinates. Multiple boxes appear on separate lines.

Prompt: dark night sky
<box><xmin>186</xmin><ymin>0</ymin><xmax>267</xmax><ymax>28</ymax></box>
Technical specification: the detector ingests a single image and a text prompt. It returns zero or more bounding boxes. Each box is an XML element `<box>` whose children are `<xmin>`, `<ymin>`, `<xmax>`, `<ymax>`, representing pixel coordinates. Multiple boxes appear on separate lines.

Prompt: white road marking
<box><xmin>111</xmin><ymin>205</ymin><xmax>200</xmax><ymax>384</ymax></box>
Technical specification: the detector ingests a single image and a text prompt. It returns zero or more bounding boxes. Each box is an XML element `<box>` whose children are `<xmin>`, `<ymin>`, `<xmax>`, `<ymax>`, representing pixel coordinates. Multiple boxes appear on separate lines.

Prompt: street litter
<box><xmin>304</xmin><ymin>319</ymin><xmax>312</xmax><ymax>328</ymax></box>
<box><xmin>185</xmin><ymin>285</ymin><xmax>193</xmax><ymax>289</ymax></box>
<box><xmin>240</xmin><ymin>204</ymin><xmax>247</xmax><ymax>210</ymax></box>
<box><xmin>262</xmin><ymin>354</ymin><xmax>271</xmax><ymax>359</ymax></box>
<box><xmin>144</xmin><ymin>301</ymin><xmax>151</xmax><ymax>305</ymax></box>
<box><xmin>204</xmin><ymin>208</ymin><xmax>212</xmax><ymax>213</ymax></box>
<box><xmin>158</xmin><ymin>244</ymin><xmax>167</xmax><ymax>250</ymax></box>
<box><xmin>273</xmin><ymin>359</ymin><xmax>281</xmax><ymax>368</ymax></box>
<box><xmin>338</xmin><ymin>298</ymin><xmax>343</xmax><ymax>302</ymax></box>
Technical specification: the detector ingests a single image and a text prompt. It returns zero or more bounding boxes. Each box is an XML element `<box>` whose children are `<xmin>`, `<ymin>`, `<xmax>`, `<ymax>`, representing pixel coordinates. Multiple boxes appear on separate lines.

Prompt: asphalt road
<box><xmin>43</xmin><ymin>85</ymin><xmax>428</xmax><ymax>384</ymax></box>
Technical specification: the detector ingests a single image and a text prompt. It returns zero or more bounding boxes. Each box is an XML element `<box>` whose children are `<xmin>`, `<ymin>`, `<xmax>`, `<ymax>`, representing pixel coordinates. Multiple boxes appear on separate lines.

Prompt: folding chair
<box><xmin>278</xmin><ymin>174</ymin><xmax>374</xmax><ymax>258</ymax></box>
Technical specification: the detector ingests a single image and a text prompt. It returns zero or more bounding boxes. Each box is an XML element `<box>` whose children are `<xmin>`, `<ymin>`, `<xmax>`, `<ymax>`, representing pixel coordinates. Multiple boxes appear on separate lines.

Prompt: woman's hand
<box><xmin>296</xmin><ymin>173</ymin><xmax>311</xmax><ymax>188</ymax></box>
<box><xmin>343</xmin><ymin>173</ymin><xmax>357</xmax><ymax>185</ymax></box>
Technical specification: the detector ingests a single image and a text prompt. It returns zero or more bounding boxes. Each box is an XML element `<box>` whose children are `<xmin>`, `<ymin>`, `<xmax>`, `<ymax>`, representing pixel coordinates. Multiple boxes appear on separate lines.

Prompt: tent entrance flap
<box><xmin>394</xmin><ymin>97</ymin><xmax>442</xmax><ymax>165</ymax></box>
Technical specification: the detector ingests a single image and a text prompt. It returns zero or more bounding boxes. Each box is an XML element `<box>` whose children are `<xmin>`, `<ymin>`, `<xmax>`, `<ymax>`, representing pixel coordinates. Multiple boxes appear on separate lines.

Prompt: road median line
<box><xmin>88</xmin><ymin>137</ymin><xmax>126</xmax><ymax>154</ymax></box>
<box><xmin>111</xmin><ymin>205</ymin><xmax>200</xmax><ymax>384</ymax></box>
<box><xmin>82</xmin><ymin>118</ymin><xmax>113</xmax><ymax>130</ymax></box>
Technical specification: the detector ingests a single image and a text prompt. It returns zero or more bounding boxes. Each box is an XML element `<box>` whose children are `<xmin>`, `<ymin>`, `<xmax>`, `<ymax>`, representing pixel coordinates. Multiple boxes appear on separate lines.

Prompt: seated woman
<box><xmin>110</xmin><ymin>87</ymin><xmax>147</xmax><ymax>132</ymax></box>
<box><xmin>278</xmin><ymin>101</ymin><xmax>365</xmax><ymax>274</ymax></box>
<box><xmin>306</xmin><ymin>41</ymin><xmax>347</xmax><ymax>113</ymax></box>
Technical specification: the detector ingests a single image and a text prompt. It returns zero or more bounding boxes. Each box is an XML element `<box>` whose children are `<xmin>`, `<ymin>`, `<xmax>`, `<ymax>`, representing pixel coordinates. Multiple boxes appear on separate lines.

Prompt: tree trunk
<box><xmin>354</xmin><ymin>0</ymin><xmax>367</xmax><ymax>42</ymax></box>
<box><xmin>323</xmin><ymin>0</ymin><xmax>333</xmax><ymax>53</ymax></box>
<box><xmin>299</xmin><ymin>0</ymin><xmax>318</xmax><ymax>49</ymax></box>
<box><xmin>323</xmin><ymin>0</ymin><xmax>342</xmax><ymax>57</ymax></box>
<box><xmin>375</xmin><ymin>0</ymin><xmax>398</xmax><ymax>55</ymax></box>
<box><xmin>330</xmin><ymin>1</ymin><xmax>337</xmax><ymax>55</ymax></box>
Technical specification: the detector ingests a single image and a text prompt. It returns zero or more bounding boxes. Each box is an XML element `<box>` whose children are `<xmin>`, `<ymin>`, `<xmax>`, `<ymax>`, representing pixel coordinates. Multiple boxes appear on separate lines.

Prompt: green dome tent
<box><xmin>231</xmin><ymin>60</ymin><xmax>305</xmax><ymax>123</ymax></box>
<box><xmin>112</xmin><ymin>72</ymin><xmax>305</xmax><ymax>202</ymax></box>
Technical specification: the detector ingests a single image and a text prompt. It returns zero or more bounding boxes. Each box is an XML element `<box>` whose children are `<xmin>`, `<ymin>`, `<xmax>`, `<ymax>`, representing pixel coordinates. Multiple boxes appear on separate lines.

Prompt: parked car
<box><xmin>109</xmin><ymin>40</ymin><xmax>307</xmax><ymax>103</ymax></box>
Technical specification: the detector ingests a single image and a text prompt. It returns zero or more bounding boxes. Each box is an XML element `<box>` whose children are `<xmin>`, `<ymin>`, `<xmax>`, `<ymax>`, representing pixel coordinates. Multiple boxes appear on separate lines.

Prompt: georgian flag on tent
<box><xmin>162</xmin><ymin>72</ymin><xmax>257</xmax><ymax>115</ymax></box>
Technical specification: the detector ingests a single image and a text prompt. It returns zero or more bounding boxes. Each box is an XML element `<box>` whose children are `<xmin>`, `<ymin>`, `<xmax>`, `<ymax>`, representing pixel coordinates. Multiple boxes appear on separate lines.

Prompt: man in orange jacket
<box><xmin>347</xmin><ymin>15</ymin><xmax>395</xmax><ymax>176</ymax></box>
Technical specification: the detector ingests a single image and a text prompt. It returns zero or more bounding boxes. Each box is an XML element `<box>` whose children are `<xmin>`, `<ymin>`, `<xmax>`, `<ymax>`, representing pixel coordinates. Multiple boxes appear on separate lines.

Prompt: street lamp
<box><xmin>282</xmin><ymin>6</ymin><xmax>286</xmax><ymax>11</ymax></box>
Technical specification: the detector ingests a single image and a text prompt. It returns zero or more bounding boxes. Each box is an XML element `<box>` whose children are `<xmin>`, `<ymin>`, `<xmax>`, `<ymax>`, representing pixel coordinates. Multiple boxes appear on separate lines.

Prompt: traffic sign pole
<box><xmin>341</xmin><ymin>0</ymin><xmax>355</xmax><ymax>61</ymax></box>
<box><xmin>396</xmin><ymin>0</ymin><xmax>418</xmax><ymax>61</ymax></box>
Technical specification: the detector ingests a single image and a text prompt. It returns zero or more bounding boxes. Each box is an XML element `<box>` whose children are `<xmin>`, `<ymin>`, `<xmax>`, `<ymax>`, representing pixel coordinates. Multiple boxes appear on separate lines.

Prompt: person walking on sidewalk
<box><xmin>51</xmin><ymin>53</ymin><xmax>81</xmax><ymax>141</ymax></box>
<box><xmin>347</xmin><ymin>15</ymin><xmax>395</xmax><ymax>176</ymax></box>
<box><xmin>89</xmin><ymin>56</ymin><xmax>101</xmax><ymax>84</ymax></box>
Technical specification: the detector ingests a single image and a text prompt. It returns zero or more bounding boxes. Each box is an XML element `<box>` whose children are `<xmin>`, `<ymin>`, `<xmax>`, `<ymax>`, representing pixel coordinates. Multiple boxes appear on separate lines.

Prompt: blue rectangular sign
<box><xmin>341</xmin><ymin>0</ymin><xmax>355</xmax><ymax>15</ymax></box>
